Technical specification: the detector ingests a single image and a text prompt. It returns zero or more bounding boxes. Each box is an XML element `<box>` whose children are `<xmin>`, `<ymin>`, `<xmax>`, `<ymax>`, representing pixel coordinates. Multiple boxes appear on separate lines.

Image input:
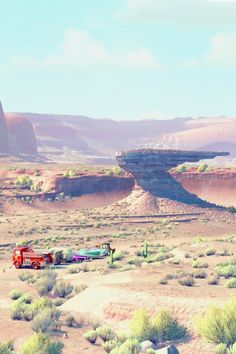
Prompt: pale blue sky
<box><xmin>0</xmin><ymin>0</ymin><xmax>236</xmax><ymax>119</ymax></box>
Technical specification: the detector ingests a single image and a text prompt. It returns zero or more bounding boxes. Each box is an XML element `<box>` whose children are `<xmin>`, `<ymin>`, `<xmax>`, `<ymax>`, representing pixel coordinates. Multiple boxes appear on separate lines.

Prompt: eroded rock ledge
<box><xmin>116</xmin><ymin>149</ymin><xmax>229</xmax><ymax>206</ymax></box>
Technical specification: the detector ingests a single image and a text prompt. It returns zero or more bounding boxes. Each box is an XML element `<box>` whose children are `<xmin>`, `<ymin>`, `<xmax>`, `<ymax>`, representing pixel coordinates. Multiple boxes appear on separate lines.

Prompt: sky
<box><xmin>0</xmin><ymin>0</ymin><xmax>236</xmax><ymax>120</ymax></box>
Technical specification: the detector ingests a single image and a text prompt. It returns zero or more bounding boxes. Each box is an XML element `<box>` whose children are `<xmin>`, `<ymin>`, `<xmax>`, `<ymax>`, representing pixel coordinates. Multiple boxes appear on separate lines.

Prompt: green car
<box><xmin>78</xmin><ymin>248</ymin><xmax>108</xmax><ymax>259</ymax></box>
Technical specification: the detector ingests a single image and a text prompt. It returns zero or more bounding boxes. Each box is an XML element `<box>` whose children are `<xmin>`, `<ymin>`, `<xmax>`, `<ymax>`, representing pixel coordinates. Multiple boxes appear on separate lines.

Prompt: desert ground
<box><xmin>1</xmin><ymin>161</ymin><xmax>236</xmax><ymax>353</ymax></box>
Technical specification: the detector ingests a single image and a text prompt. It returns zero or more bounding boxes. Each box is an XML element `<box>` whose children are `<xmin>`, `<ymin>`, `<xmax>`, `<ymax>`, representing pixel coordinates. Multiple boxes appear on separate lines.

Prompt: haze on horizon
<box><xmin>0</xmin><ymin>0</ymin><xmax>236</xmax><ymax>120</ymax></box>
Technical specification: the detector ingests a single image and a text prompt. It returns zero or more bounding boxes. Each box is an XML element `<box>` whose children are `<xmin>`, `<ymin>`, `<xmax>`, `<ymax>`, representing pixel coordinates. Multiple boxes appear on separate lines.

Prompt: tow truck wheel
<box><xmin>31</xmin><ymin>262</ymin><xmax>39</xmax><ymax>270</ymax></box>
<box><xmin>14</xmin><ymin>262</ymin><xmax>21</xmax><ymax>269</ymax></box>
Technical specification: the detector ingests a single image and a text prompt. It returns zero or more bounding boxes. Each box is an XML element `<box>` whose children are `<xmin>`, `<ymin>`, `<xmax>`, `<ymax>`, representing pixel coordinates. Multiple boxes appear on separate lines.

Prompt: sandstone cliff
<box><xmin>0</xmin><ymin>101</ymin><xmax>9</xmax><ymax>154</ymax></box>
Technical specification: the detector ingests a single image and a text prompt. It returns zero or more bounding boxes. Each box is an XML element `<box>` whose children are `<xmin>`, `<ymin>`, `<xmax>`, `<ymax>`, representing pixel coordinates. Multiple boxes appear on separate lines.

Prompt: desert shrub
<box><xmin>9</xmin><ymin>289</ymin><xmax>23</xmax><ymax>300</ymax></box>
<box><xmin>192</xmin><ymin>260</ymin><xmax>208</xmax><ymax>269</ymax></box>
<box><xmin>216</xmin><ymin>261</ymin><xmax>236</xmax><ymax>278</ymax></box>
<box><xmin>113</xmin><ymin>251</ymin><xmax>126</xmax><ymax>261</ymax></box>
<box><xmin>130</xmin><ymin>309</ymin><xmax>152</xmax><ymax>341</ymax></box>
<box><xmin>206</xmin><ymin>248</ymin><xmax>216</xmax><ymax>256</ymax></box>
<box><xmin>197</xmin><ymin>163</ymin><xmax>208</xmax><ymax>173</ymax></box>
<box><xmin>218</xmin><ymin>249</ymin><xmax>230</xmax><ymax>257</ymax></box>
<box><xmin>228</xmin><ymin>343</ymin><xmax>236</xmax><ymax>353</ymax></box>
<box><xmin>16</xmin><ymin>176</ymin><xmax>33</xmax><ymax>189</ymax></box>
<box><xmin>83</xmin><ymin>330</ymin><xmax>97</xmax><ymax>344</ymax></box>
<box><xmin>225</xmin><ymin>279</ymin><xmax>236</xmax><ymax>288</ymax></box>
<box><xmin>31</xmin><ymin>297</ymin><xmax>53</xmax><ymax>314</ymax></box>
<box><xmin>184</xmin><ymin>252</ymin><xmax>192</xmax><ymax>258</ymax></box>
<box><xmin>168</xmin><ymin>258</ymin><xmax>181</xmax><ymax>265</ymax></box>
<box><xmin>215</xmin><ymin>343</ymin><xmax>227</xmax><ymax>354</ymax></box>
<box><xmin>110</xmin><ymin>338</ymin><xmax>140</xmax><ymax>354</ymax></box>
<box><xmin>178</xmin><ymin>275</ymin><xmax>195</xmax><ymax>286</ymax></box>
<box><xmin>65</xmin><ymin>315</ymin><xmax>77</xmax><ymax>328</ymax></box>
<box><xmin>18</xmin><ymin>271</ymin><xmax>34</xmax><ymax>283</ymax></box>
<box><xmin>53</xmin><ymin>280</ymin><xmax>73</xmax><ymax>298</ymax></box>
<box><xmin>196</xmin><ymin>298</ymin><xmax>236</xmax><ymax>346</ymax></box>
<box><xmin>193</xmin><ymin>270</ymin><xmax>207</xmax><ymax>279</ymax></box>
<box><xmin>127</xmin><ymin>257</ymin><xmax>143</xmax><ymax>266</ymax></box>
<box><xmin>176</xmin><ymin>164</ymin><xmax>187</xmax><ymax>173</ymax></box>
<box><xmin>208</xmin><ymin>275</ymin><xmax>219</xmax><ymax>285</ymax></box>
<box><xmin>35</xmin><ymin>277</ymin><xmax>56</xmax><ymax>296</ymax></box>
<box><xmin>20</xmin><ymin>333</ymin><xmax>63</xmax><ymax>354</ymax></box>
<box><xmin>152</xmin><ymin>309</ymin><xmax>187</xmax><ymax>342</ymax></box>
<box><xmin>0</xmin><ymin>340</ymin><xmax>14</xmax><ymax>354</ymax></box>
<box><xmin>20</xmin><ymin>294</ymin><xmax>33</xmax><ymax>304</ymax></box>
<box><xmin>11</xmin><ymin>299</ymin><xmax>28</xmax><ymax>320</ymax></box>
<box><xmin>96</xmin><ymin>326</ymin><xmax>115</xmax><ymax>342</ymax></box>
<box><xmin>31</xmin><ymin>308</ymin><xmax>60</xmax><ymax>333</ymax></box>
<box><xmin>103</xmin><ymin>340</ymin><xmax>120</xmax><ymax>353</ymax></box>
<box><xmin>159</xmin><ymin>277</ymin><xmax>168</xmax><ymax>285</ymax></box>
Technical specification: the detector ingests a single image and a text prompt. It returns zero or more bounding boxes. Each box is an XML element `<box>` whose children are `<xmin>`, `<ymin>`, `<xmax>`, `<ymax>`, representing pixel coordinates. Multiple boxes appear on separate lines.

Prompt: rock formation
<box><xmin>0</xmin><ymin>102</ymin><xmax>38</xmax><ymax>156</ymax></box>
<box><xmin>116</xmin><ymin>149</ymin><xmax>229</xmax><ymax>206</ymax></box>
<box><xmin>0</xmin><ymin>101</ymin><xmax>9</xmax><ymax>154</ymax></box>
<box><xmin>6</xmin><ymin>115</ymin><xmax>37</xmax><ymax>155</ymax></box>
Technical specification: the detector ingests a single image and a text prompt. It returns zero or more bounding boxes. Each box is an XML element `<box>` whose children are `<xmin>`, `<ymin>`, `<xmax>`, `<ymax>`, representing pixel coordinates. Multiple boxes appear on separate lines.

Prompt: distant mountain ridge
<box><xmin>4</xmin><ymin>111</ymin><xmax>236</xmax><ymax>162</ymax></box>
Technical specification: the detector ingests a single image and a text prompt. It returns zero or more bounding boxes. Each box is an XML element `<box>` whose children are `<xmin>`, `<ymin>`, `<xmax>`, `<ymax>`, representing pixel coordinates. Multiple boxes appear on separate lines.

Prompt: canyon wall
<box><xmin>54</xmin><ymin>175</ymin><xmax>134</xmax><ymax>197</ymax></box>
<box><xmin>173</xmin><ymin>171</ymin><xmax>236</xmax><ymax>207</ymax></box>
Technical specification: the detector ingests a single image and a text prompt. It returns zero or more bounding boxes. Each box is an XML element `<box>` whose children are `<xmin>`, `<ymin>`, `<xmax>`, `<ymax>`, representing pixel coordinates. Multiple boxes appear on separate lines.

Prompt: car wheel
<box><xmin>31</xmin><ymin>262</ymin><xmax>39</xmax><ymax>270</ymax></box>
<box><xmin>14</xmin><ymin>262</ymin><xmax>21</xmax><ymax>269</ymax></box>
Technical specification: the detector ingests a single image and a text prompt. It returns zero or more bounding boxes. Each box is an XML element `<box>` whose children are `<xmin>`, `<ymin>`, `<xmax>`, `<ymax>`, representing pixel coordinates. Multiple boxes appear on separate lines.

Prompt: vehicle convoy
<box><xmin>12</xmin><ymin>247</ymin><xmax>54</xmax><ymax>269</ymax></box>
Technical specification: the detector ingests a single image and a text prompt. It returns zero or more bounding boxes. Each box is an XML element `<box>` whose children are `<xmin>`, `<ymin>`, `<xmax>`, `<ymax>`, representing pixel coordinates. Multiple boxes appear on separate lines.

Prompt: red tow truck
<box><xmin>12</xmin><ymin>246</ymin><xmax>54</xmax><ymax>270</ymax></box>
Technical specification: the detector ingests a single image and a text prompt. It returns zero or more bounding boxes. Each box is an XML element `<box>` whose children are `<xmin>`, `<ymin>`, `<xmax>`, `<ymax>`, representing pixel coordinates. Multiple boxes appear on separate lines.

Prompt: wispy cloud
<box><xmin>2</xmin><ymin>29</ymin><xmax>162</xmax><ymax>71</ymax></box>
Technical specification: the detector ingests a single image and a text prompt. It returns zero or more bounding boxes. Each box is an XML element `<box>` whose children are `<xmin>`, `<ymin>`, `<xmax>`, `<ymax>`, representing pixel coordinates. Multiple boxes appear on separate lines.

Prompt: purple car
<box><xmin>72</xmin><ymin>254</ymin><xmax>92</xmax><ymax>262</ymax></box>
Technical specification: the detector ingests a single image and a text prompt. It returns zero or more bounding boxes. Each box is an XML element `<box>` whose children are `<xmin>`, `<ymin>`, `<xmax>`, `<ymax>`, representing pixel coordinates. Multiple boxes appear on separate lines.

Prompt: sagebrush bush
<box><xmin>0</xmin><ymin>340</ymin><xmax>14</xmax><ymax>354</ymax></box>
<box><xmin>196</xmin><ymin>298</ymin><xmax>236</xmax><ymax>346</ymax></box>
<box><xmin>96</xmin><ymin>326</ymin><xmax>115</xmax><ymax>342</ymax></box>
<box><xmin>9</xmin><ymin>289</ymin><xmax>23</xmax><ymax>300</ymax></box>
<box><xmin>53</xmin><ymin>280</ymin><xmax>73</xmax><ymax>298</ymax></box>
<box><xmin>193</xmin><ymin>270</ymin><xmax>207</xmax><ymax>279</ymax></box>
<box><xmin>225</xmin><ymin>279</ymin><xmax>236</xmax><ymax>288</ymax></box>
<box><xmin>216</xmin><ymin>261</ymin><xmax>236</xmax><ymax>278</ymax></box>
<box><xmin>192</xmin><ymin>260</ymin><xmax>208</xmax><ymax>269</ymax></box>
<box><xmin>18</xmin><ymin>271</ymin><xmax>34</xmax><ymax>283</ymax></box>
<box><xmin>130</xmin><ymin>309</ymin><xmax>152</xmax><ymax>341</ymax></box>
<box><xmin>110</xmin><ymin>338</ymin><xmax>140</xmax><ymax>354</ymax></box>
<box><xmin>20</xmin><ymin>333</ymin><xmax>63</xmax><ymax>354</ymax></box>
<box><xmin>215</xmin><ymin>343</ymin><xmax>227</xmax><ymax>354</ymax></box>
<box><xmin>31</xmin><ymin>309</ymin><xmax>53</xmax><ymax>333</ymax></box>
<box><xmin>103</xmin><ymin>340</ymin><xmax>120</xmax><ymax>353</ymax></box>
<box><xmin>178</xmin><ymin>275</ymin><xmax>195</xmax><ymax>287</ymax></box>
<box><xmin>83</xmin><ymin>330</ymin><xmax>97</xmax><ymax>344</ymax></box>
<box><xmin>208</xmin><ymin>275</ymin><xmax>219</xmax><ymax>285</ymax></box>
<box><xmin>152</xmin><ymin>309</ymin><xmax>187</xmax><ymax>342</ymax></box>
<box><xmin>205</xmin><ymin>248</ymin><xmax>216</xmax><ymax>256</ymax></box>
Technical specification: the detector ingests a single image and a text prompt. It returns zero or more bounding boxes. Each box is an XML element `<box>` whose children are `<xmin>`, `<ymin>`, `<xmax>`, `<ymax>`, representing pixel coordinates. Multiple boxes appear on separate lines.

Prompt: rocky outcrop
<box><xmin>116</xmin><ymin>149</ymin><xmax>229</xmax><ymax>206</ymax></box>
<box><xmin>54</xmin><ymin>175</ymin><xmax>134</xmax><ymax>196</ymax></box>
<box><xmin>6</xmin><ymin>115</ymin><xmax>37</xmax><ymax>155</ymax></box>
<box><xmin>0</xmin><ymin>101</ymin><xmax>9</xmax><ymax>154</ymax></box>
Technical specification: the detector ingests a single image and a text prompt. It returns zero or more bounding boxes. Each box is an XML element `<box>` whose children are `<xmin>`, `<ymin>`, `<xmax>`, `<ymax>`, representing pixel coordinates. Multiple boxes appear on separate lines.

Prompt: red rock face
<box><xmin>0</xmin><ymin>102</ymin><xmax>9</xmax><ymax>154</ymax></box>
<box><xmin>6</xmin><ymin>114</ymin><xmax>37</xmax><ymax>155</ymax></box>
